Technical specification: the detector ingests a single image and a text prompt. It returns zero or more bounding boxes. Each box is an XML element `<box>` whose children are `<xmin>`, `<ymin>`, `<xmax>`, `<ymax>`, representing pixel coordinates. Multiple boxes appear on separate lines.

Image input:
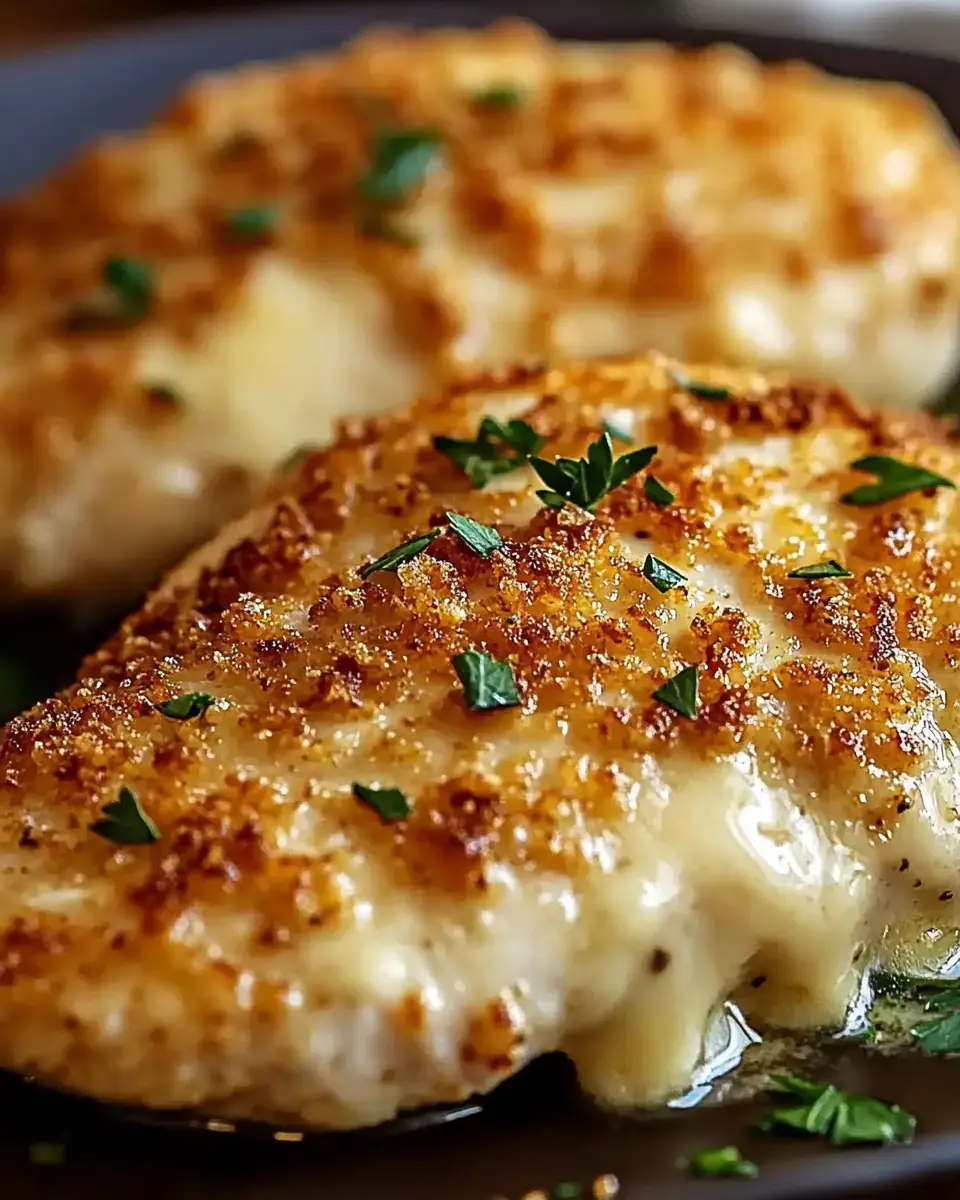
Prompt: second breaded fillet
<box><xmin>0</xmin><ymin>354</ymin><xmax>959</xmax><ymax>1128</ymax></box>
<box><xmin>2</xmin><ymin>21</ymin><xmax>960</xmax><ymax>606</ymax></box>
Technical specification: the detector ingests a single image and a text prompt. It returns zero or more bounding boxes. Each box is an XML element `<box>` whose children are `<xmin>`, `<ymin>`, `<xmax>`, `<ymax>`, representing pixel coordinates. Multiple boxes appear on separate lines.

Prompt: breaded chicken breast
<box><xmin>2</xmin><ymin>21</ymin><xmax>960</xmax><ymax>607</ymax></box>
<box><xmin>0</xmin><ymin>353</ymin><xmax>959</xmax><ymax>1128</ymax></box>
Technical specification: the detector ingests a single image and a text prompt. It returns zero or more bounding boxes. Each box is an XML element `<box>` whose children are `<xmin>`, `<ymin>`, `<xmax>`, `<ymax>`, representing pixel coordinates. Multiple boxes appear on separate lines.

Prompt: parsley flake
<box><xmin>65</xmin><ymin>256</ymin><xmax>155</xmax><ymax>329</ymax></box>
<box><xmin>90</xmin><ymin>786</ymin><xmax>160</xmax><ymax>846</ymax></box>
<box><xmin>353</xmin><ymin>783</ymin><xmax>412</xmax><ymax>823</ymax></box>
<box><xmin>28</xmin><ymin>1142</ymin><xmax>65</xmax><ymax>1167</ymax></box>
<box><xmin>453</xmin><ymin>649</ymin><xmax>520</xmax><ymax>711</ymax></box>
<box><xmin>359</xmin><ymin>530</ymin><xmax>441</xmax><ymax>579</ymax></box>
<box><xmin>644</xmin><ymin>475</ymin><xmax>674</xmax><ymax>507</ymax></box>
<box><xmin>642</xmin><ymin>554</ymin><xmax>686</xmax><ymax>594</ymax></box>
<box><xmin>688</xmin><ymin>1146</ymin><xmax>757</xmax><ymax>1179</ymax></box>
<box><xmin>841</xmin><ymin>455</ymin><xmax>955</xmax><ymax>506</ymax></box>
<box><xmin>877</xmin><ymin>974</ymin><xmax>960</xmax><ymax>1053</ymax></box>
<box><xmin>155</xmin><ymin>692</ymin><xmax>215</xmax><ymax>721</ymax></box>
<box><xmin>358</xmin><ymin>128</ymin><xmax>441</xmax><ymax>204</ymax></box>
<box><xmin>758</xmin><ymin>1075</ymin><xmax>915</xmax><ymax>1146</ymax></box>
<box><xmin>434</xmin><ymin>417</ymin><xmax>545</xmax><ymax>488</ymax></box>
<box><xmin>472</xmin><ymin>85</ymin><xmax>525</xmax><ymax>111</ymax></box>
<box><xmin>226</xmin><ymin>205</ymin><xmax>279</xmax><ymax>239</ymax></box>
<box><xmin>531</xmin><ymin>433</ymin><xmax>657</xmax><ymax>512</ymax></box>
<box><xmin>787</xmin><ymin>560</ymin><xmax>852</xmax><ymax>581</ymax></box>
<box><xmin>550</xmin><ymin>1185</ymin><xmax>583</xmax><ymax>1200</ymax></box>
<box><xmin>445</xmin><ymin>512</ymin><xmax>503</xmax><ymax>558</ymax></box>
<box><xmin>669</xmin><ymin>369</ymin><xmax>731</xmax><ymax>401</ymax></box>
<box><xmin>653</xmin><ymin>665</ymin><xmax>698</xmax><ymax>719</ymax></box>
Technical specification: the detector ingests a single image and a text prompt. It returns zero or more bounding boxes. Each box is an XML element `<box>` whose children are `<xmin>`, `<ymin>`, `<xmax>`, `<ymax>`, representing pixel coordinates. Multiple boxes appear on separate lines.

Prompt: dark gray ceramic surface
<box><xmin>4</xmin><ymin>5</ymin><xmax>960</xmax><ymax>1197</ymax></box>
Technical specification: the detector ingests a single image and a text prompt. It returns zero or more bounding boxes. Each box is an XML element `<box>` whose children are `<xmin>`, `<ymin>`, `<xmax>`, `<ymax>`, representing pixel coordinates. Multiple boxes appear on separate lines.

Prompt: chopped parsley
<box><xmin>103</xmin><ymin>256</ymin><xmax>154</xmax><ymax>315</ymax></box>
<box><xmin>352</xmin><ymin>783</ymin><xmax>412</xmax><ymax>822</ymax></box>
<box><xmin>644</xmin><ymin>475</ymin><xmax>674</xmax><ymax>507</ymax></box>
<box><xmin>758</xmin><ymin>1075</ymin><xmax>915</xmax><ymax>1146</ymax></box>
<box><xmin>787</xmin><ymin>560</ymin><xmax>852</xmax><ymax>581</ymax></box>
<box><xmin>687</xmin><ymin>1146</ymin><xmax>757</xmax><ymax>1179</ymax></box>
<box><xmin>225</xmin><ymin>205</ymin><xmax>279</xmax><ymax>239</ymax></box>
<box><xmin>357</xmin><ymin>128</ymin><xmax>441</xmax><ymax>204</ymax></box>
<box><xmin>669</xmin><ymin>369</ymin><xmax>731</xmax><ymax>401</ymax></box>
<box><xmin>452</xmin><ymin>649</ymin><xmax>520</xmax><ymax>711</ymax></box>
<box><xmin>841</xmin><ymin>455</ymin><xmax>956</xmax><ymax>506</ymax></box>
<box><xmin>642</xmin><ymin>554</ymin><xmax>686</xmax><ymax>594</ymax></box>
<box><xmin>653</xmin><ymin>665</ymin><xmax>698</xmax><ymax>719</ymax></box>
<box><xmin>472</xmin><ymin>85</ymin><xmax>525</xmax><ymax>110</ymax></box>
<box><xmin>65</xmin><ymin>255</ymin><xmax>155</xmax><ymax>328</ymax></box>
<box><xmin>602</xmin><ymin>419</ymin><xmax>632</xmax><ymax>444</ymax></box>
<box><xmin>359</xmin><ymin>530</ymin><xmax>441</xmax><ymax>579</ymax></box>
<box><xmin>145</xmin><ymin>382</ymin><xmax>185</xmax><ymax>408</ymax></box>
<box><xmin>90</xmin><ymin>786</ymin><xmax>160</xmax><ymax>846</ymax></box>
<box><xmin>550</xmin><ymin>1185</ymin><xmax>583</xmax><ymax>1200</ymax></box>
<box><xmin>444</xmin><ymin>512</ymin><xmax>503</xmax><ymax>558</ymax></box>
<box><xmin>155</xmin><ymin>692</ymin><xmax>215</xmax><ymax>721</ymax></box>
<box><xmin>531</xmin><ymin>433</ymin><xmax>657</xmax><ymax>512</ymax></box>
<box><xmin>28</xmin><ymin>1142</ymin><xmax>65</xmax><ymax>1167</ymax></box>
<box><xmin>872</xmin><ymin>973</ymin><xmax>960</xmax><ymax>1053</ymax></box>
<box><xmin>434</xmin><ymin>416</ymin><xmax>545</xmax><ymax>488</ymax></box>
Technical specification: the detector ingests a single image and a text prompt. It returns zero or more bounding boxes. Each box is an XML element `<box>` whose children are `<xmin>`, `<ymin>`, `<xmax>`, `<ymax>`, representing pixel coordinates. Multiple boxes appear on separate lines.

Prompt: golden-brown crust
<box><xmin>1</xmin><ymin>351</ymin><xmax>957</xmax><ymax>920</ymax></box>
<box><xmin>1</xmin><ymin>22</ymin><xmax>960</xmax><ymax>603</ymax></box>
<box><xmin>3</xmin><ymin>352</ymin><xmax>960</xmax><ymax>1121</ymax></box>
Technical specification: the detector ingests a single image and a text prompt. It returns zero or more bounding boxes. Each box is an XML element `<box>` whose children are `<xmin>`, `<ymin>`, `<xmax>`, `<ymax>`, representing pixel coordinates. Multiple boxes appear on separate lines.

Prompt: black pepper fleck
<box><xmin>896</xmin><ymin>799</ymin><xmax>911</xmax><ymax>814</ymax></box>
<box><xmin>750</xmin><ymin>975</ymin><xmax>767</xmax><ymax>989</ymax></box>
<box><xmin>913</xmin><ymin>880</ymin><xmax>923</xmax><ymax>889</ymax></box>
<box><xmin>649</xmin><ymin>947</ymin><xmax>671</xmax><ymax>975</ymax></box>
<box><xmin>941</xmin><ymin>891</ymin><xmax>954</xmax><ymax>901</ymax></box>
<box><xmin>899</xmin><ymin>858</ymin><xmax>910</xmax><ymax>872</ymax></box>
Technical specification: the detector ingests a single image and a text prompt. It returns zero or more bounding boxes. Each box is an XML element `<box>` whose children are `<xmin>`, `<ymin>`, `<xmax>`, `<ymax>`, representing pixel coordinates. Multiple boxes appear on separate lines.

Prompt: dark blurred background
<box><xmin>3</xmin><ymin>0</ymin><xmax>960</xmax><ymax>58</ymax></box>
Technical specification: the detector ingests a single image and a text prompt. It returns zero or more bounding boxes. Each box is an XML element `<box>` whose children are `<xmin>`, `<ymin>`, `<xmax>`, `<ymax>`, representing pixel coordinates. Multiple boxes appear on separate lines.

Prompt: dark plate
<box><xmin>3</xmin><ymin>4</ymin><xmax>960</xmax><ymax>1197</ymax></box>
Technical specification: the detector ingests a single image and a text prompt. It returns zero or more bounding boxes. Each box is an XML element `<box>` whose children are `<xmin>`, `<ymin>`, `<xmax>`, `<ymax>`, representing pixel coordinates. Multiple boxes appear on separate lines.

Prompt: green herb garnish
<box><xmin>669</xmin><ymin>369</ymin><xmax>731</xmax><ymax>401</ymax></box>
<box><xmin>225</xmin><ymin>205</ymin><xmax>279</xmax><ymax>239</ymax></box>
<box><xmin>472</xmin><ymin>85</ymin><xmax>524</xmax><ymax>110</ymax></box>
<box><xmin>358</xmin><ymin>128</ymin><xmax>441</xmax><ymax>204</ymax></box>
<box><xmin>642</xmin><ymin>554</ymin><xmax>686</xmax><ymax>594</ymax></box>
<box><xmin>352</xmin><ymin>783</ymin><xmax>412</xmax><ymax>822</ymax></box>
<box><xmin>155</xmin><ymin>692</ymin><xmax>215</xmax><ymax>721</ymax></box>
<box><xmin>359</xmin><ymin>530</ymin><xmax>441</xmax><ymax>579</ymax></box>
<box><xmin>644</xmin><ymin>476</ymin><xmax>674</xmax><ymax>507</ymax></box>
<box><xmin>652</xmin><ymin>665</ymin><xmax>698</xmax><ymax>719</ymax></box>
<box><xmin>452</xmin><ymin>649</ymin><xmax>520</xmax><ymax>712</ymax></box>
<box><xmin>687</xmin><ymin>1146</ymin><xmax>757</xmax><ymax>1179</ymax></box>
<box><xmin>787</xmin><ymin>560</ymin><xmax>852</xmax><ymax>581</ymax></box>
<box><xmin>28</xmin><ymin>1142</ymin><xmax>65</xmax><ymax>1167</ymax></box>
<box><xmin>758</xmin><ymin>1075</ymin><xmax>915</xmax><ymax>1146</ymax></box>
<box><xmin>90</xmin><ymin>786</ymin><xmax>160</xmax><ymax>846</ymax></box>
<box><xmin>884</xmin><ymin>975</ymin><xmax>960</xmax><ymax>1053</ymax></box>
<box><xmin>602</xmin><ymin>419</ymin><xmax>632</xmax><ymax>444</ymax></box>
<box><xmin>66</xmin><ymin>256</ymin><xmax>155</xmax><ymax>329</ymax></box>
<box><xmin>434</xmin><ymin>417</ymin><xmax>545</xmax><ymax>488</ymax></box>
<box><xmin>103</xmin><ymin>256</ymin><xmax>154</xmax><ymax>316</ymax></box>
<box><xmin>445</xmin><ymin>512</ymin><xmax>503</xmax><ymax>558</ymax></box>
<box><xmin>531</xmin><ymin>433</ymin><xmax>657</xmax><ymax>512</ymax></box>
<box><xmin>841</xmin><ymin>455</ymin><xmax>955</xmax><ymax>506</ymax></box>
